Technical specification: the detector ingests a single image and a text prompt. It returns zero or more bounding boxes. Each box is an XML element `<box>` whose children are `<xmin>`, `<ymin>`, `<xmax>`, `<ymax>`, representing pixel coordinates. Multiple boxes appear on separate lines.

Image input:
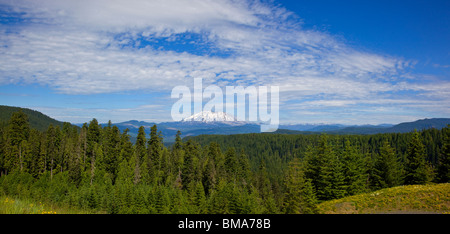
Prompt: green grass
<box><xmin>317</xmin><ymin>183</ymin><xmax>450</xmax><ymax>214</ymax></box>
<box><xmin>3</xmin><ymin>183</ymin><xmax>449</xmax><ymax>214</ymax></box>
<box><xmin>0</xmin><ymin>195</ymin><xmax>101</xmax><ymax>214</ymax></box>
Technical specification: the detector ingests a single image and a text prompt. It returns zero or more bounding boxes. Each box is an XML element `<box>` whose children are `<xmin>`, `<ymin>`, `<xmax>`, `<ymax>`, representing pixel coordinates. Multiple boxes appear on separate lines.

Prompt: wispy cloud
<box><xmin>0</xmin><ymin>0</ymin><xmax>447</xmax><ymax>124</ymax></box>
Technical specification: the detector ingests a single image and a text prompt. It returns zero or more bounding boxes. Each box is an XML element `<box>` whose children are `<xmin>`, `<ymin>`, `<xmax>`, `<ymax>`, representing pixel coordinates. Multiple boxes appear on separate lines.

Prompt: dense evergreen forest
<box><xmin>0</xmin><ymin>111</ymin><xmax>449</xmax><ymax>214</ymax></box>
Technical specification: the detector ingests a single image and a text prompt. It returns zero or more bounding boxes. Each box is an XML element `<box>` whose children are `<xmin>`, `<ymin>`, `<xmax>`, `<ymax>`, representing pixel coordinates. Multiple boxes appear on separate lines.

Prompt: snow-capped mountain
<box><xmin>182</xmin><ymin>111</ymin><xmax>236</xmax><ymax>122</ymax></box>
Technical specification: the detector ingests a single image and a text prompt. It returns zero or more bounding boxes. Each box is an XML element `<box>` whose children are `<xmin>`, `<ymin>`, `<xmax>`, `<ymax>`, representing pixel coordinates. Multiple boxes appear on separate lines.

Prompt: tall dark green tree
<box><xmin>45</xmin><ymin>124</ymin><xmax>61</xmax><ymax>180</ymax></box>
<box><xmin>148</xmin><ymin>124</ymin><xmax>162</xmax><ymax>184</ymax></box>
<box><xmin>182</xmin><ymin>140</ymin><xmax>199</xmax><ymax>188</ymax></box>
<box><xmin>341</xmin><ymin>140</ymin><xmax>367</xmax><ymax>195</ymax></box>
<box><xmin>437</xmin><ymin>125</ymin><xmax>450</xmax><ymax>183</ymax></box>
<box><xmin>224</xmin><ymin>147</ymin><xmax>238</xmax><ymax>181</ymax></box>
<box><xmin>134</xmin><ymin>126</ymin><xmax>147</xmax><ymax>184</ymax></box>
<box><xmin>372</xmin><ymin>140</ymin><xmax>402</xmax><ymax>189</ymax></box>
<box><xmin>3</xmin><ymin>111</ymin><xmax>30</xmax><ymax>174</ymax></box>
<box><xmin>171</xmin><ymin>130</ymin><xmax>184</xmax><ymax>177</ymax></box>
<box><xmin>104</xmin><ymin>125</ymin><xmax>121</xmax><ymax>182</ymax></box>
<box><xmin>86</xmin><ymin>119</ymin><xmax>101</xmax><ymax>178</ymax></box>
<box><xmin>404</xmin><ymin>130</ymin><xmax>433</xmax><ymax>185</ymax></box>
<box><xmin>304</xmin><ymin>135</ymin><xmax>346</xmax><ymax>200</ymax></box>
<box><xmin>283</xmin><ymin>158</ymin><xmax>317</xmax><ymax>214</ymax></box>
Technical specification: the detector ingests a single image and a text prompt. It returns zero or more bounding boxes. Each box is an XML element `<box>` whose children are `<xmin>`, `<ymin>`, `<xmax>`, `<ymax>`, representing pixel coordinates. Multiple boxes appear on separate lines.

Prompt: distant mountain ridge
<box><xmin>329</xmin><ymin>118</ymin><xmax>450</xmax><ymax>134</ymax></box>
<box><xmin>1</xmin><ymin>105</ymin><xmax>448</xmax><ymax>143</ymax></box>
<box><xmin>104</xmin><ymin>117</ymin><xmax>450</xmax><ymax>143</ymax></box>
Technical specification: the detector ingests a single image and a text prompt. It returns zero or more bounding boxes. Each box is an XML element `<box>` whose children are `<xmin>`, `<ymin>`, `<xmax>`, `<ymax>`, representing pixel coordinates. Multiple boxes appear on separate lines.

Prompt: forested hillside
<box><xmin>0</xmin><ymin>105</ymin><xmax>69</xmax><ymax>132</ymax></box>
<box><xmin>1</xmin><ymin>110</ymin><xmax>449</xmax><ymax>214</ymax></box>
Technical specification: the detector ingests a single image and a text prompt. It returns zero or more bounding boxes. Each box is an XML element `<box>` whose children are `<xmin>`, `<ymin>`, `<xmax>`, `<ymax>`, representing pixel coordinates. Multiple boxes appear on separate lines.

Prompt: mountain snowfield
<box><xmin>182</xmin><ymin>111</ymin><xmax>236</xmax><ymax>123</ymax></box>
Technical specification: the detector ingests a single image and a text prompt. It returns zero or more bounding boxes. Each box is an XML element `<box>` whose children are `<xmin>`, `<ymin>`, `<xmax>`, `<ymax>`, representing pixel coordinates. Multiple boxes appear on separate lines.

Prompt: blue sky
<box><xmin>0</xmin><ymin>0</ymin><xmax>449</xmax><ymax>125</ymax></box>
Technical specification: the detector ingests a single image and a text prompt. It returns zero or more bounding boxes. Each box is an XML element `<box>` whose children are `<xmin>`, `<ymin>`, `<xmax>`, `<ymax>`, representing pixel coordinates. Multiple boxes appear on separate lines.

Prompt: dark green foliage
<box><xmin>372</xmin><ymin>140</ymin><xmax>402</xmax><ymax>189</ymax></box>
<box><xmin>283</xmin><ymin>158</ymin><xmax>317</xmax><ymax>214</ymax></box>
<box><xmin>437</xmin><ymin>125</ymin><xmax>450</xmax><ymax>183</ymax></box>
<box><xmin>304</xmin><ymin>135</ymin><xmax>346</xmax><ymax>200</ymax></box>
<box><xmin>404</xmin><ymin>130</ymin><xmax>433</xmax><ymax>185</ymax></box>
<box><xmin>0</xmin><ymin>111</ymin><xmax>448</xmax><ymax>214</ymax></box>
<box><xmin>341</xmin><ymin>140</ymin><xmax>368</xmax><ymax>195</ymax></box>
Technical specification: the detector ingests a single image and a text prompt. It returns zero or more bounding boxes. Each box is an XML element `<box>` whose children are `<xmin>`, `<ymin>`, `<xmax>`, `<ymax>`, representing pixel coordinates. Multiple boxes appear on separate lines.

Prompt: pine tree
<box><xmin>182</xmin><ymin>140</ymin><xmax>199</xmax><ymax>188</ymax></box>
<box><xmin>3</xmin><ymin>111</ymin><xmax>30</xmax><ymax>174</ymax></box>
<box><xmin>342</xmin><ymin>140</ymin><xmax>367</xmax><ymax>195</ymax></box>
<box><xmin>203</xmin><ymin>157</ymin><xmax>217</xmax><ymax>194</ymax></box>
<box><xmin>237</xmin><ymin>149</ymin><xmax>251</xmax><ymax>184</ymax></box>
<box><xmin>372</xmin><ymin>140</ymin><xmax>402</xmax><ymax>189</ymax></box>
<box><xmin>86</xmin><ymin>119</ymin><xmax>101</xmax><ymax>177</ymax></box>
<box><xmin>119</xmin><ymin>129</ymin><xmax>133</xmax><ymax>163</ymax></box>
<box><xmin>148</xmin><ymin>125</ymin><xmax>162</xmax><ymax>184</ymax></box>
<box><xmin>104</xmin><ymin>125</ymin><xmax>120</xmax><ymax>182</ymax></box>
<box><xmin>255</xmin><ymin>160</ymin><xmax>278</xmax><ymax>214</ymax></box>
<box><xmin>283</xmin><ymin>158</ymin><xmax>317</xmax><ymax>214</ymax></box>
<box><xmin>305</xmin><ymin>135</ymin><xmax>346</xmax><ymax>200</ymax></box>
<box><xmin>191</xmin><ymin>181</ymin><xmax>207</xmax><ymax>213</ymax></box>
<box><xmin>437</xmin><ymin>125</ymin><xmax>450</xmax><ymax>183</ymax></box>
<box><xmin>171</xmin><ymin>130</ymin><xmax>184</xmax><ymax>176</ymax></box>
<box><xmin>135</xmin><ymin>126</ymin><xmax>147</xmax><ymax>165</ymax></box>
<box><xmin>405</xmin><ymin>130</ymin><xmax>433</xmax><ymax>185</ymax></box>
<box><xmin>224</xmin><ymin>147</ymin><xmax>238</xmax><ymax>181</ymax></box>
<box><xmin>45</xmin><ymin>124</ymin><xmax>61</xmax><ymax>180</ymax></box>
<box><xmin>27</xmin><ymin>129</ymin><xmax>42</xmax><ymax>178</ymax></box>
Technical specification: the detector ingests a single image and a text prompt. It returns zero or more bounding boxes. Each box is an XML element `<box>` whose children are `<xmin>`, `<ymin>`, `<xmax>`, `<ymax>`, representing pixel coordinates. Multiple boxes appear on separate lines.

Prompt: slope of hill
<box><xmin>317</xmin><ymin>183</ymin><xmax>450</xmax><ymax>214</ymax></box>
<box><xmin>0</xmin><ymin>105</ymin><xmax>67</xmax><ymax>131</ymax></box>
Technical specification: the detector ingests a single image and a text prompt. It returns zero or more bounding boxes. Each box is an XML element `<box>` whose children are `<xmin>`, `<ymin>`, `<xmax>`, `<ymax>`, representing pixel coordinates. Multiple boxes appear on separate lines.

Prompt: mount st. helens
<box><xmin>181</xmin><ymin>111</ymin><xmax>236</xmax><ymax>123</ymax></box>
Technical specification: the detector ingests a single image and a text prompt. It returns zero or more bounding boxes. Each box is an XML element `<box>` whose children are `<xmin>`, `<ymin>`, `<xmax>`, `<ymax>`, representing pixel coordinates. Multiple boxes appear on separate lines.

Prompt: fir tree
<box><xmin>341</xmin><ymin>140</ymin><xmax>367</xmax><ymax>195</ymax></box>
<box><xmin>3</xmin><ymin>111</ymin><xmax>30</xmax><ymax>174</ymax></box>
<box><xmin>104</xmin><ymin>125</ymin><xmax>120</xmax><ymax>182</ymax></box>
<box><xmin>224</xmin><ymin>147</ymin><xmax>238</xmax><ymax>181</ymax></box>
<box><xmin>373</xmin><ymin>140</ymin><xmax>402</xmax><ymax>189</ymax></box>
<box><xmin>283</xmin><ymin>158</ymin><xmax>317</xmax><ymax>214</ymax></box>
<box><xmin>405</xmin><ymin>130</ymin><xmax>433</xmax><ymax>185</ymax></box>
<box><xmin>148</xmin><ymin>125</ymin><xmax>162</xmax><ymax>184</ymax></box>
<box><xmin>305</xmin><ymin>135</ymin><xmax>346</xmax><ymax>200</ymax></box>
<box><xmin>437</xmin><ymin>125</ymin><xmax>450</xmax><ymax>182</ymax></box>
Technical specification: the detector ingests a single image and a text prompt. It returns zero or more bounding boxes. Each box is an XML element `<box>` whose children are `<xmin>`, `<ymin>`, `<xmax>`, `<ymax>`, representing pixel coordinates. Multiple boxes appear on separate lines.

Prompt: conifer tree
<box><xmin>237</xmin><ymin>149</ymin><xmax>251</xmax><ymax>184</ymax></box>
<box><xmin>405</xmin><ymin>130</ymin><xmax>433</xmax><ymax>185</ymax></box>
<box><xmin>203</xmin><ymin>156</ymin><xmax>216</xmax><ymax>194</ymax></box>
<box><xmin>171</xmin><ymin>130</ymin><xmax>184</xmax><ymax>175</ymax></box>
<box><xmin>4</xmin><ymin>111</ymin><xmax>30</xmax><ymax>174</ymax></box>
<box><xmin>305</xmin><ymin>135</ymin><xmax>346</xmax><ymax>200</ymax></box>
<box><xmin>27</xmin><ymin>129</ymin><xmax>42</xmax><ymax>177</ymax></box>
<box><xmin>372</xmin><ymin>140</ymin><xmax>402</xmax><ymax>189</ymax></box>
<box><xmin>135</xmin><ymin>126</ymin><xmax>147</xmax><ymax>165</ymax></box>
<box><xmin>86</xmin><ymin>119</ymin><xmax>101</xmax><ymax>174</ymax></box>
<box><xmin>283</xmin><ymin>158</ymin><xmax>317</xmax><ymax>214</ymax></box>
<box><xmin>45</xmin><ymin>124</ymin><xmax>61</xmax><ymax>180</ymax></box>
<box><xmin>104</xmin><ymin>125</ymin><xmax>120</xmax><ymax>182</ymax></box>
<box><xmin>224</xmin><ymin>147</ymin><xmax>238</xmax><ymax>181</ymax></box>
<box><xmin>255</xmin><ymin>160</ymin><xmax>278</xmax><ymax>213</ymax></box>
<box><xmin>148</xmin><ymin>125</ymin><xmax>162</xmax><ymax>183</ymax></box>
<box><xmin>119</xmin><ymin>129</ymin><xmax>133</xmax><ymax>162</ymax></box>
<box><xmin>342</xmin><ymin>140</ymin><xmax>367</xmax><ymax>195</ymax></box>
<box><xmin>437</xmin><ymin>125</ymin><xmax>450</xmax><ymax>183</ymax></box>
<box><xmin>191</xmin><ymin>181</ymin><xmax>207</xmax><ymax>213</ymax></box>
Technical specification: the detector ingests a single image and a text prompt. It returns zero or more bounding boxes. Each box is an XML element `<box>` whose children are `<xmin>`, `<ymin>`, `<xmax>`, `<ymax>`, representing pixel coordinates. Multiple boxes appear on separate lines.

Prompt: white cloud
<box><xmin>0</xmin><ymin>0</ymin><xmax>446</xmax><ymax>124</ymax></box>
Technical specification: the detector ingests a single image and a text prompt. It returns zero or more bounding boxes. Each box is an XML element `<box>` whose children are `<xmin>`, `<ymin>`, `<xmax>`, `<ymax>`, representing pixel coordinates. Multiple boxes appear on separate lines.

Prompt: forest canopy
<box><xmin>1</xmin><ymin>111</ymin><xmax>449</xmax><ymax>214</ymax></box>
